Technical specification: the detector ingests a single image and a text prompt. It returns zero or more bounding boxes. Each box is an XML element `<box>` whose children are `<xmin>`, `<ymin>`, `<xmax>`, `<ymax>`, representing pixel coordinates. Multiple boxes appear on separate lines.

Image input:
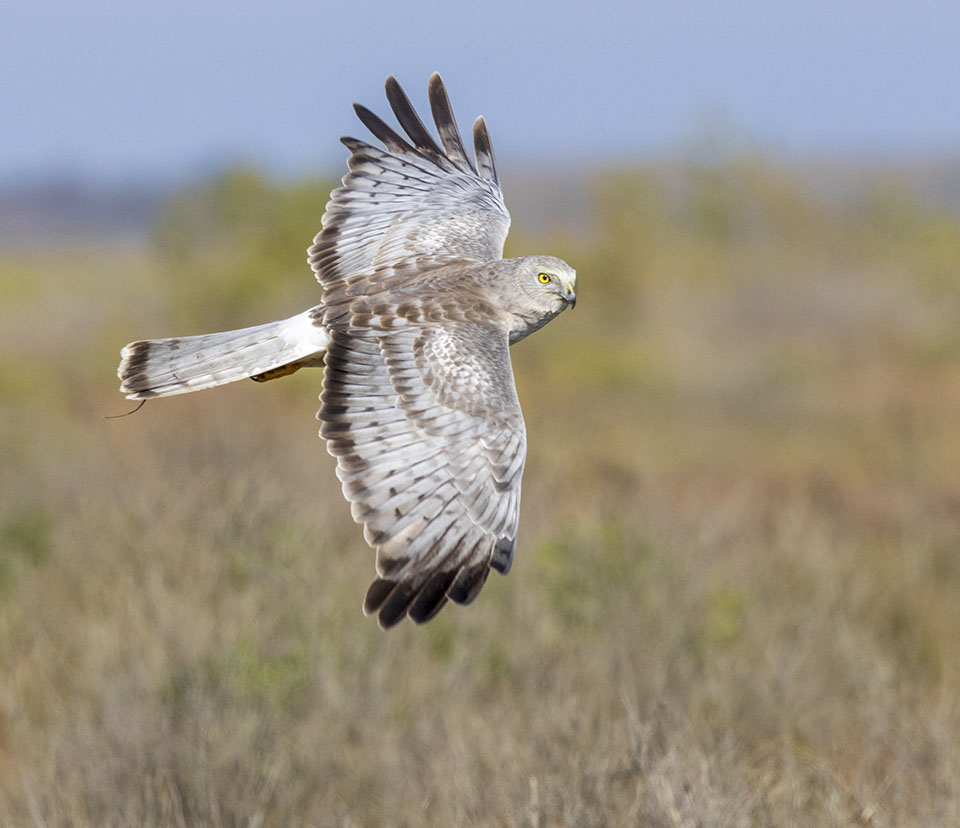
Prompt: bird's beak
<box><xmin>562</xmin><ymin>286</ymin><xmax>577</xmax><ymax>309</ymax></box>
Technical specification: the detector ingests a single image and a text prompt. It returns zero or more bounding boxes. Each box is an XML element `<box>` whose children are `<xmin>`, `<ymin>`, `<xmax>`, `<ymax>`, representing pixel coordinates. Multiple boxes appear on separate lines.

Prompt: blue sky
<box><xmin>6</xmin><ymin>0</ymin><xmax>960</xmax><ymax>182</ymax></box>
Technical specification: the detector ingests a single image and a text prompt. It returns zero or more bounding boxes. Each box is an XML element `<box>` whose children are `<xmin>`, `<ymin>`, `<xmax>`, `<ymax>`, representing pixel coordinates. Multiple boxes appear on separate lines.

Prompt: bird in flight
<box><xmin>118</xmin><ymin>74</ymin><xmax>577</xmax><ymax>628</ymax></box>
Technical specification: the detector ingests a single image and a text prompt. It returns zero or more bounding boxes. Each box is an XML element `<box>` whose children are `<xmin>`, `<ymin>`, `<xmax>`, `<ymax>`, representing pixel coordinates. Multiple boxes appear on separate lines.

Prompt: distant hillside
<box><xmin>0</xmin><ymin>178</ymin><xmax>169</xmax><ymax>247</ymax></box>
<box><xmin>2</xmin><ymin>158</ymin><xmax>959</xmax><ymax>249</ymax></box>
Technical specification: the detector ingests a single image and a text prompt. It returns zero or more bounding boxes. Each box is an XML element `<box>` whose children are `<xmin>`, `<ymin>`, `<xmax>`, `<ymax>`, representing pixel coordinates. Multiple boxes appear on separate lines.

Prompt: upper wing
<box><xmin>319</xmin><ymin>295</ymin><xmax>525</xmax><ymax>628</ymax></box>
<box><xmin>308</xmin><ymin>73</ymin><xmax>511</xmax><ymax>286</ymax></box>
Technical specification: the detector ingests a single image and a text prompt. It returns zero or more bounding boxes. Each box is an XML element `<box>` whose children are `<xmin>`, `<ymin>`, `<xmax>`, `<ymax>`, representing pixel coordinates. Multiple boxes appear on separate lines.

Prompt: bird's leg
<box><xmin>250</xmin><ymin>354</ymin><xmax>326</xmax><ymax>383</ymax></box>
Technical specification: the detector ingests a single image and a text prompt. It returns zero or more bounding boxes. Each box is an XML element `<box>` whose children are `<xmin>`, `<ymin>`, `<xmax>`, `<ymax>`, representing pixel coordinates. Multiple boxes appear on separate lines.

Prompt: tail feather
<box><xmin>118</xmin><ymin>308</ymin><xmax>329</xmax><ymax>399</ymax></box>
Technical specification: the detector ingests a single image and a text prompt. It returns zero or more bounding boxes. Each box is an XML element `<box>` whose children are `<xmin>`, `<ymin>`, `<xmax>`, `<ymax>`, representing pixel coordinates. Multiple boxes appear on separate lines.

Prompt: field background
<box><xmin>2</xmin><ymin>157</ymin><xmax>960</xmax><ymax>826</ymax></box>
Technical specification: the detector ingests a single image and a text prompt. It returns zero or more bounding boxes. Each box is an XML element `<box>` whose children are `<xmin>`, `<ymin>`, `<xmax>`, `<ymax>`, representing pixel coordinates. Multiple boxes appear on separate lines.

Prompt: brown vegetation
<box><xmin>1</xmin><ymin>159</ymin><xmax>959</xmax><ymax>825</ymax></box>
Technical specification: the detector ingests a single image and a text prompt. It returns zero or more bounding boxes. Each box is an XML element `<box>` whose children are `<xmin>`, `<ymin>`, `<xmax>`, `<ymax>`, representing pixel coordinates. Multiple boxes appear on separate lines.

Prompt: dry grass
<box><xmin>2</xmin><ymin>160</ymin><xmax>960</xmax><ymax>826</ymax></box>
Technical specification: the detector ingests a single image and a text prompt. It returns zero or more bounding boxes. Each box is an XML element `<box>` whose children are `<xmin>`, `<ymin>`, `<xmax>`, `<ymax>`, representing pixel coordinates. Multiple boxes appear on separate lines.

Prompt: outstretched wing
<box><xmin>308</xmin><ymin>73</ymin><xmax>510</xmax><ymax>286</ymax></box>
<box><xmin>318</xmin><ymin>294</ymin><xmax>525</xmax><ymax>628</ymax></box>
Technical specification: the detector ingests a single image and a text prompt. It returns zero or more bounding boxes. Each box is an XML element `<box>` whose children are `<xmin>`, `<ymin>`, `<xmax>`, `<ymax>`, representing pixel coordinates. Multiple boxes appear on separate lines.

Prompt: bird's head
<box><xmin>521</xmin><ymin>256</ymin><xmax>577</xmax><ymax>311</ymax></box>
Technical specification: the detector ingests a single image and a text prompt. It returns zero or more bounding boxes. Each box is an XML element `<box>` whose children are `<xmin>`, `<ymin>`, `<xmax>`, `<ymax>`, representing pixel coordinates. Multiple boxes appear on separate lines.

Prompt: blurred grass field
<box><xmin>1</xmin><ymin>158</ymin><xmax>960</xmax><ymax>826</ymax></box>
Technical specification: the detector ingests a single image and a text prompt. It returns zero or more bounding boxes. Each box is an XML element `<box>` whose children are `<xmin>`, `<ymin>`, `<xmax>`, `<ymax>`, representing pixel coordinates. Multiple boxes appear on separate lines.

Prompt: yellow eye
<box><xmin>538</xmin><ymin>272</ymin><xmax>552</xmax><ymax>284</ymax></box>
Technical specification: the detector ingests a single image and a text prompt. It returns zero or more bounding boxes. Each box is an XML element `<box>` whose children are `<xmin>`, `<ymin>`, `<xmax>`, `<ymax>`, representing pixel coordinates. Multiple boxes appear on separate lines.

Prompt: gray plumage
<box><xmin>118</xmin><ymin>73</ymin><xmax>577</xmax><ymax>628</ymax></box>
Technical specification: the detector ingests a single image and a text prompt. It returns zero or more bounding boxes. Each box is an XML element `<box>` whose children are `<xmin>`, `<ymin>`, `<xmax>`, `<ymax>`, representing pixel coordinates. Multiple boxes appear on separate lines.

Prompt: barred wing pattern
<box><xmin>308</xmin><ymin>73</ymin><xmax>510</xmax><ymax>286</ymax></box>
<box><xmin>317</xmin><ymin>293</ymin><xmax>525</xmax><ymax>628</ymax></box>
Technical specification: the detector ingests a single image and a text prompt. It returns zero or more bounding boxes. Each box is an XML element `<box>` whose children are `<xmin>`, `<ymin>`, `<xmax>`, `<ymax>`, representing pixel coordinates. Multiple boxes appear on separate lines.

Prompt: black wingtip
<box><xmin>408</xmin><ymin>568</ymin><xmax>458</xmax><ymax>624</ymax></box>
<box><xmin>490</xmin><ymin>536</ymin><xmax>515</xmax><ymax>575</ymax></box>
<box><xmin>364</xmin><ymin>565</ymin><xmax>472</xmax><ymax>628</ymax></box>
<box><xmin>363</xmin><ymin>577</ymin><xmax>414</xmax><ymax>629</ymax></box>
<box><xmin>364</xmin><ymin>578</ymin><xmax>395</xmax><ymax>616</ymax></box>
<box><xmin>384</xmin><ymin>75</ymin><xmax>445</xmax><ymax>157</ymax></box>
<box><xmin>427</xmin><ymin>73</ymin><xmax>446</xmax><ymax>108</ymax></box>
<box><xmin>472</xmin><ymin>116</ymin><xmax>499</xmax><ymax>185</ymax></box>
<box><xmin>447</xmin><ymin>564</ymin><xmax>490</xmax><ymax>605</ymax></box>
<box><xmin>428</xmin><ymin>72</ymin><xmax>473</xmax><ymax>171</ymax></box>
<box><xmin>353</xmin><ymin>102</ymin><xmax>412</xmax><ymax>153</ymax></box>
<box><xmin>378</xmin><ymin>581</ymin><xmax>419</xmax><ymax>629</ymax></box>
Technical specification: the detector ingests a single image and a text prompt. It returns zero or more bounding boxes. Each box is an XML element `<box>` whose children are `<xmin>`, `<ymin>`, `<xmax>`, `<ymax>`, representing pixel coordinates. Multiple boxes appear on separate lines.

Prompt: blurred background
<box><xmin>2</xmin><ymin>2</ymin><xmax>960</xmax><ymax>825</ymax></box>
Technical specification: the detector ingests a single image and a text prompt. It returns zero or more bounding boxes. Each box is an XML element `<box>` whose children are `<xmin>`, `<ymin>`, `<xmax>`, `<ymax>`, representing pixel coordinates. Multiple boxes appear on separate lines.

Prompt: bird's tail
<box><xmin>118</xmin><ymin>308</ymin><xmax>329</xmax><ymax>399</ymax></box>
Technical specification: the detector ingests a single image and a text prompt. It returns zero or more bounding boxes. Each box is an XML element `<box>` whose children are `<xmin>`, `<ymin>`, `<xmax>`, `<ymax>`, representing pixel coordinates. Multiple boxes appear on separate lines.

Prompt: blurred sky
<box><xmin>5</xmin><ymin>0</ymin><xmax>960</xmax><ymax>183</ymax></box>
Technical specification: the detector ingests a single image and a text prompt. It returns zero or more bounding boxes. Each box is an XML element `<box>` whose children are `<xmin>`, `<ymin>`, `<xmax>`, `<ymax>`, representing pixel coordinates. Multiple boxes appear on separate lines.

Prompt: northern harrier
<box><xmin>118</xmin><ymin>74</ymin><xmax>577</xmax><ymax>628</ymax></box>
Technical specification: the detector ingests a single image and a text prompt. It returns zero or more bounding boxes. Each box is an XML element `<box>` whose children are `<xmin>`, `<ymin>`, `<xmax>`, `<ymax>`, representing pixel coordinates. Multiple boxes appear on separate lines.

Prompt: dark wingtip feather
<box><xmin>472</xmin><ymin>116</ymin><xmax>499</xmax><ymax>185</ymax></box>
<box><xmin>363</xmin><ymin>578</ymin><xmax>395</xmax><ymax>616</ymax></box>
<box><xmin>353</xmin><ymin>103</ymin><xmax>413</xmax><ymax>153</ymax></box>
<box><xmin>384</xmin><ymin>76</ymin><xmax>444</xmax><ymax>157</ymax></box>
<box><xmin>363</xmin><ymin>577</ymin><xmax>423</xmax><ymax>629</ymax></box>
<box><xmin>364</xmin><ymin>565</ymin><xmax>476</xmax><ymax>628</ymax></box>
<box><xmin>490</xmin><ymin>536</ymin><xmax>515</xmax><ymax>574</ymax></box>
<box><xmin>377</xmin><ymin>581</ymin><xmax>420</xmax><ymax>629</ymax></box>
<box><xmin>408</xmin><ymin>569</ymin><xmax>459</xmax><ymax>624</ymax></box>
<box><xmin>428</xmin><ymin>73</ymin><xmax>473</xmax><ymax>170</ymax></box>
<box><xmin>447</xmin><ymin>564</ymin><xmax>490</xmax><ymax>605</ymax></box>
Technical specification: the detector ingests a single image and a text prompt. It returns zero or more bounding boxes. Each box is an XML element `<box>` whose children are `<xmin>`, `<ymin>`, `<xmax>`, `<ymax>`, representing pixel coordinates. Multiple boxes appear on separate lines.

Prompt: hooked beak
<box><xmin>562</xmin><ymin>287</ymin><xmax>577</xmax><ymax>309</ymax></box>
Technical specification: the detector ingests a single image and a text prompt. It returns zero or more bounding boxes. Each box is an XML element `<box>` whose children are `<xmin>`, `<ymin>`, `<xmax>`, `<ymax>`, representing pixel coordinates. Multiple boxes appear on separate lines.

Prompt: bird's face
<box><xmin>525</xmin><ymin>256</ymin><xmax>577</xmax><ymax>311</ymax></box>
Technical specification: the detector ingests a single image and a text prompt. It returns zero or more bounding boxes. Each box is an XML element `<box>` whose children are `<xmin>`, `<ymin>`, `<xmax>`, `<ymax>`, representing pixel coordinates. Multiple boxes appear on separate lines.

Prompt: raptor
<box><xmin>118</xmin><ymin>74</ymin><xmax>577</xmax><ymax>628</ymax></box>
